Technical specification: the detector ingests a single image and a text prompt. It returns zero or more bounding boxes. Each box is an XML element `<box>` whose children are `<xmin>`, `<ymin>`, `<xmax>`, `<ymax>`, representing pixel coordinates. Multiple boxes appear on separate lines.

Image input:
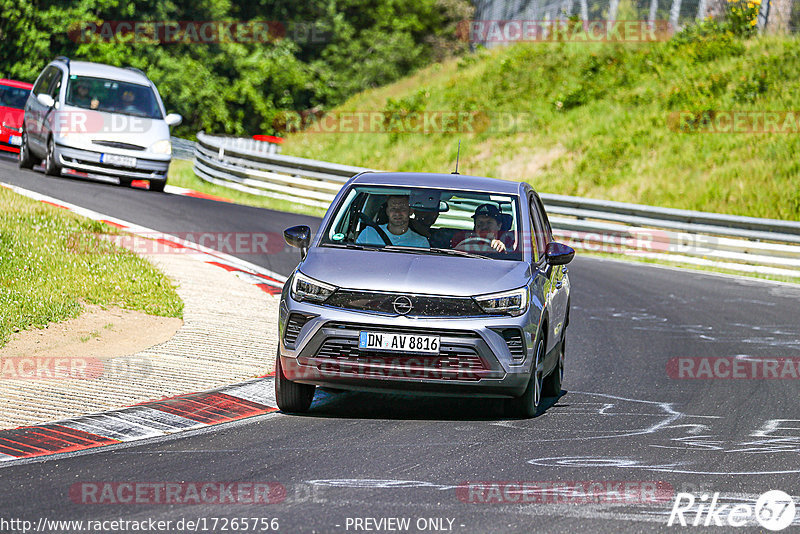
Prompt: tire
<box><xmin>505</xmin><ymin>335</ymin><xmax>545</xmax><ymax>418</ymax></box>
<box><xmin>44</xmin><ymin>137</ymin><xmax>61</xmax><ymax>176</ymax></box>
<box><xmin>18</xmin><ymin>132</ymin><xmax>34</xmax><ymax>169</ymax></box>
<box><xmin>275</xmin><ymin>350</ymin><xmax>315</xmax><ymax>414</ymax></box>
<box><xmin>542</xmin><ymin>336</ymin><xmax>564</xmax><ymax>398</ymax></box>
<box><xmin>149</xmin><ymin>179</ymin><xmax>166</xmax><ymax>192</ymax></box>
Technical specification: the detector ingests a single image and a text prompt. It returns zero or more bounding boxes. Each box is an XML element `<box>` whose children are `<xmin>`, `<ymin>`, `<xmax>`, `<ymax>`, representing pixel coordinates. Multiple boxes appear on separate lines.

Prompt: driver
<box><xmin>452</xmin><ymin>203</ymin><xmax>514</xmax><ymax>253</ymax></box>
<box><xmin>356</xmin><ymin>195</ymin><xmax>429</xmax><ymax>248</ymax></box>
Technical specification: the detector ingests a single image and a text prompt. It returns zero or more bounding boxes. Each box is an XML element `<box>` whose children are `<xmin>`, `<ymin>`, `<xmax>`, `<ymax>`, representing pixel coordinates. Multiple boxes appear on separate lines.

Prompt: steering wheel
<box><xmin>356</xmin><ymin>212</ymin><xmax>392</xmax><ymax>246</ymax></box>
<box><xmin>454</xmin><ymin>236</ymin><xmax>495</xmax><ymax>252</ymax></box>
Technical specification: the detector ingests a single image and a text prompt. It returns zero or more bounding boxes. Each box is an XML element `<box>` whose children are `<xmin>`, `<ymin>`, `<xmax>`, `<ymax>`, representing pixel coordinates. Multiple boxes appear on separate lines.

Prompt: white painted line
<box><xmin>111</xmin><ymin>406</ymin><xmax>207</xmax><ymax>433</ymax></box>
<box><xmin>222</xmin><ymin>377</ymin><xmax>277</xmax><ymax>407</ymax></box>
<box><xmin>61</xmin><ymin>414</ymin><xmax>167</xmax><ymax>442</ymax></box>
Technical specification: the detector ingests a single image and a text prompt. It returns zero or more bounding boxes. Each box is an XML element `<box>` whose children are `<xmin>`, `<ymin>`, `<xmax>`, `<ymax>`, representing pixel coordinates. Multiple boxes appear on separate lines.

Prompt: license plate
<box><xmin>100</xmin><ymin>153</ymin><xmax>136</xmax><ymax>167</ymax></box>
<box><xmin>9</xmin><ymin>135</ymin><xmax>21</xmax><ymax>146</ymax></box>
<box><xmin>359</xmin><ymin>331</ymin><xmax>440</xmax><ymax>354</ymax></box>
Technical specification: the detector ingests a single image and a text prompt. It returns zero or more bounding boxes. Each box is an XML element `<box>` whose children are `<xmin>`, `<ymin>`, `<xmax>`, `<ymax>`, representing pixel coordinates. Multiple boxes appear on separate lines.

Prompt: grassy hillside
<box><xmin>281</xmin><ymin>30</ymin><xmax>800</xmax><ymax>221</ymax></box>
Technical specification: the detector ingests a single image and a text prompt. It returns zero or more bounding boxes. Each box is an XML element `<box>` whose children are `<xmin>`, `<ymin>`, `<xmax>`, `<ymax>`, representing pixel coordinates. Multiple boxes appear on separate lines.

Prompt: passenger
<box><xmin>452</xmin><ymin>203</ymin><xmax>514</xmax><ymax>253</ymax></box>
<box><xmin>120</xmin><ymin>89</ymin><xmax>140</xmax><ymax>114</ymax></box>
<box><xmin>71</xmin><ymin>82</ymin><xmax>99</xmax><ymax>110</ymax></box>
<box><xmin>356</xmin><ymin>195</ymin><xmax>429</xmax><ymax>247</ymax></box>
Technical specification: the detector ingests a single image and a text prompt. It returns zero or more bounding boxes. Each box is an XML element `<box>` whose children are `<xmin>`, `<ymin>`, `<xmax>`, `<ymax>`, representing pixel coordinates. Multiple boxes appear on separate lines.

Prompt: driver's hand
<box><xmin>490</xmin><ymin>239</ymin><xmax>506</xmax><ymax>253</ymax></box>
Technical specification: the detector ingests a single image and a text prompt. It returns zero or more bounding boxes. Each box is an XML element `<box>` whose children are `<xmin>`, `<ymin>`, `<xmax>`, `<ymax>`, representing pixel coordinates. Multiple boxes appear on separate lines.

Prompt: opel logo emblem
<box><xmin>393</xmin><ymin>296</ymin><xmax>413</xmax><ymax>315</ymax></box>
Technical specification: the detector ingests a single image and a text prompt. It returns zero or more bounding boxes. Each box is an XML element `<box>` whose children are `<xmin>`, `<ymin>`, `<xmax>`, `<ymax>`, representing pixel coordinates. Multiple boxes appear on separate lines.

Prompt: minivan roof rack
<box><xmin>125</xmin><ymin>66</ymin><xmax>146</xmax><ymax>76</ymax></box>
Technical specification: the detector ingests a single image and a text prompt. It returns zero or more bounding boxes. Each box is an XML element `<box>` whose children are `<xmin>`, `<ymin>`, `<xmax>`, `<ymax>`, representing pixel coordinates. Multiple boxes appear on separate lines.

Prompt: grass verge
<box><xmin>0</xmin><ymin>186</ymin><xmax>183</xmax><ymax>348</ymax></box>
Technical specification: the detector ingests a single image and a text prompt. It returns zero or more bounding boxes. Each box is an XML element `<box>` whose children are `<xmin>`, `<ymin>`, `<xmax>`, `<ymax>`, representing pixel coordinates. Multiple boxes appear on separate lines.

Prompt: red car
<box><xmin>0</xmin><ymin>79</ymin><xmax>33</xmax><ymax>154</ymax></box>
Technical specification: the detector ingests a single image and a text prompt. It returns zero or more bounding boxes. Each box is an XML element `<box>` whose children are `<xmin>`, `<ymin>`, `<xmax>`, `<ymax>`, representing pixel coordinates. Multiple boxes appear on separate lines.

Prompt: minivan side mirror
<box><xmin>284</xmin><ymin>225</ymin><xmax>311</xmax><ymax>258</ymax></box>
<box><xmin>37</xmin><ymin>93</ymin><xmax>55</xmax><ymax>108</ymax></box>
<box><xmin>545</xmin><ymin>242</ymin><xmax>575</xmax><ymax>266</ymax></box>
<box><xmin>165</xmin><ymin>113</ymin><xmax>182</xmax><ymax>127</ymax></box>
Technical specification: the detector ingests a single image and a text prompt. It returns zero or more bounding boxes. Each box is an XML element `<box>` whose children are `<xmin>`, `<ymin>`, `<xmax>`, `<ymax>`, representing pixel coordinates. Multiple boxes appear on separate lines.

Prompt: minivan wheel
<box><xmin>18</xmin><ymin>132</ymin><xmax>34</xmax><ymax>169</ymax></box>
<box><xmin>505</xmin><ymin>336</ymin><xmax>544</xmax><ymax>418</ymax></box>
<box><xmin>44</xmin><ymin>137</ymin><xmax>61</xmax><ymax>176</ymax></box>
<box><xmin>542</xmin><ymin>335</ymin><xmax>564</xmax><ymax>398</ymax></box>
<box><xmin>275</xmin><ymin>350</ymin><xmax>315</xmax><ymax>414</ymax></box>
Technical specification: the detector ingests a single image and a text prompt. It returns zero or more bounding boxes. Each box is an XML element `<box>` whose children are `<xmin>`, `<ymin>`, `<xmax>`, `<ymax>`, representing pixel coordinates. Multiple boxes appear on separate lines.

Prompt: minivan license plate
<box><xmin>359</xmin><ymin>332</ymin><xmax>440</xmax><ymax>354</ymax></box>
<box><xmin>100</xmin><ymin>153</ymin><xmax>136</xmax><ymax>167</ymax></box>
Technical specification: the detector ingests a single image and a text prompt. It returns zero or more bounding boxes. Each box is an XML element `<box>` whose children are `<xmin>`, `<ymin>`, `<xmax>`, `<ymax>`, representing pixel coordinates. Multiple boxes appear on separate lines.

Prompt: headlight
<box><xmin>473</xmin><ymin>287</ymin><xmax>528</xmax><ymax>316</ymax></box>
<box><xmin>291</xmin><ymin>271</ymin><xmax>336</xmax><ymax>303</ymax></box>
<box><xmin>149</xmin><ymin>139</ymin><xmax>172</xmax><ymax>155</ymax></box>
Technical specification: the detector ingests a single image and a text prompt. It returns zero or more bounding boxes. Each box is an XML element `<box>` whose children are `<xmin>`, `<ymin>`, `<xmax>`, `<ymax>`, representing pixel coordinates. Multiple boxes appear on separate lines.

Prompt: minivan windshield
<box><xmin>65</xmin><ymin>75</ymin><xmax>162</xmax><ymax>119</ymax></box>
<box><xmin>321</xmin><ymin>185</ymin><xmax>524</xmax><ymax>261</ymax></box>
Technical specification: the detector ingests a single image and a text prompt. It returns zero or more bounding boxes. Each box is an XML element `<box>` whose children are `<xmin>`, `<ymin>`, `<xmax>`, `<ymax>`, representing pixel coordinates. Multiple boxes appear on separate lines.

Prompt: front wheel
<box><xmin>275</xmin><ymin>350</ymin><xmax>315</xmax><ymax>414</ymax></box>
<box><xmin>18</xmin><ymin>132</ymin><xmax>34</xmax><ymax>169</ymax></box>
<box><xmin>505</xmin><ymin>336</ymin><xmax>544</xmax><ymax>418</ymax></box>
<box><xmin>44</xmin><ymin>137</ymin><xmax>61</xmax><ymax>176</ymax></box>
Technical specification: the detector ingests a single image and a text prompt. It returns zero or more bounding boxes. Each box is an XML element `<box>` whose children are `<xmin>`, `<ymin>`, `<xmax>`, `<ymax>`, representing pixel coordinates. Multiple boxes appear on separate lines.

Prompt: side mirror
<box><xmin>545</xmin><ymin>242</ymin><xmax>575</xmax><ymax>266</ymax></box>
<box><xmin>165</xmin><ymin>113</ymin><xmax>182</xmax><ymax>127</ymax></box>
<box><xmin>37</xmin><ymin>93</ymin><xmax>55</xmax><ymax>108</ymax></box>
<box><xmin>284</xmin><ymin>225</ymin><xmax>311</xmax><ymax>258</ymax></box>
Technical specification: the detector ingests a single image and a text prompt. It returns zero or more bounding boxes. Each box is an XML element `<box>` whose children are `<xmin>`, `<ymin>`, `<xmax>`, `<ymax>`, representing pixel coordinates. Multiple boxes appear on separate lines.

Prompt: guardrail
<box><xmin>193</xmin><ymin>131</ymin><xmax>800</xmax><ymax>278</ymax></box>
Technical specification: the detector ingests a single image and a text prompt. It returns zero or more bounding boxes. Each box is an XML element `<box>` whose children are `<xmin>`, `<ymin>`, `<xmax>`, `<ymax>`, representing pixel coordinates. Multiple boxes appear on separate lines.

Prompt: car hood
<box><xmin>299</xmin><ymin>246</ymin><xmax>531</xmax><ymax>297</ymax></box>
<box><xmin>52</xmin><ymin>106</ymin><xmax>169</xmax><ymax>154</ymax></box>
<box><xmin>0</xmin><ymin>106</ymin><xmax>24</xmax><ymax>129</ymax></box>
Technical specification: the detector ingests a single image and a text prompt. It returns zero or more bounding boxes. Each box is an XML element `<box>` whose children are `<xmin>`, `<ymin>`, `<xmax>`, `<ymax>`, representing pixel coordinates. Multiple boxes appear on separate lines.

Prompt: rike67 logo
<box><xmin>668</xmin><ymin>490</ymin><xmax>796</xmax><ymax>531</ymax></box>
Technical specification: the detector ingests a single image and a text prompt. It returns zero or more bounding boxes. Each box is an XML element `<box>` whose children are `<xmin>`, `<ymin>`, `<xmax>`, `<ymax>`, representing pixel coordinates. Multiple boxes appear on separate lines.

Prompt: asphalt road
<box><xmin>2</xmin><ymin>158</ymin><xmax>800</xmax><ymax>533</ymax></box>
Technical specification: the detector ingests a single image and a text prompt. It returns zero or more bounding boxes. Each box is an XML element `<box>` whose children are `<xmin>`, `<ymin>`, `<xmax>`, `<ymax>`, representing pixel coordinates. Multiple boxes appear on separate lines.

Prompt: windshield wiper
<box><xmin>426</xmin><ymin>247</ymin><xmax>490</xmax><ymax>260</ymax></box>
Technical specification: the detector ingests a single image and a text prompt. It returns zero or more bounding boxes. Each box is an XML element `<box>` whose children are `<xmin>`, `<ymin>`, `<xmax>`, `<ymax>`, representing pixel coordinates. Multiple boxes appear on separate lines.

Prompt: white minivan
<box><xmin>20</xmin><ymin>57</ymin><xmax>181</xmax><ymax>192</ymax></box>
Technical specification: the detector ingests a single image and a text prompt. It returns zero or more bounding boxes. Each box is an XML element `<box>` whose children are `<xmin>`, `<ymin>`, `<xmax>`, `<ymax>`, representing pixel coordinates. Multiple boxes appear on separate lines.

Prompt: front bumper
<box><xmin>55</xmin><ymin>144</ymin><xmax>170</xmax><ymax>180</ymax></box>
<box><xmin>0</xmin><ymin>131</ymin><xmax>22</xmax><ymax>153</ymax></box>
<box><xmin>280</xmin><ymin>296</ymin><xmax>536</xmax><ymax>398</ymax></box>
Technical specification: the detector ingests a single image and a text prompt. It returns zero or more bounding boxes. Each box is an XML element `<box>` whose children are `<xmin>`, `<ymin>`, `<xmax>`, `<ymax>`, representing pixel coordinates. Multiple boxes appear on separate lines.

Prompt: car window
<box><xmin>0</xmin><ymin>85</ymin><xmax>31</xmax><ymax>109</ymax></box>
<box><xmin>321</xmin><ymin>185</ymin><xmax>523</xmax><ymax>261</ymax></box>
<box><xmin>32</xmin><ymin>67</ymin><xmax>58</xmax><ymax>96</ymax></box>
<box><xmin>529</xmin><ymin>196</ymin><xmax>547</xmax><ymax>263</ymax></box>
<box><xmin>65</xmin><ymin>76</ymin><xmax>162</xmax><ymax>119</ymax></box>
<box><xmin>532</xmin><ymin>194</ymin><xmax>553</xmax><ymax>243</ymax></box>
<box><xmin>47</xmin><ymin>72</ymin><xmax>63</xmax><ymax>100</ymax></box>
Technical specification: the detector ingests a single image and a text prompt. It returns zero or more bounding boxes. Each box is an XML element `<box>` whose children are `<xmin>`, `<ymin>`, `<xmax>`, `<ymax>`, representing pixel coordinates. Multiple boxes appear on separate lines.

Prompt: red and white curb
<box><xmin>0</xmin><ymin>376</ymin><xmax>277</xmax><ymax>462</ymax></box>
<box><xmin>0</xmin><ymin>182</ymin><xmax>286</xmax><ymax>462</ymax></box>
<box><xmin>0</xmin><ymin>181</ymin><xmax>287</xmax><ymax>295</ymax></box>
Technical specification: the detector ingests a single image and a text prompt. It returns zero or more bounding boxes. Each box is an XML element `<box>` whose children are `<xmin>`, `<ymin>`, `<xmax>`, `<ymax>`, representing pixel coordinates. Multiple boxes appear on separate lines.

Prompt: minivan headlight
<box><xmin>473</xmin><ymin>287</ymin><xmax>528</xmax><ymax>316</ymax></box>
<box><xmin>149</xmin><ymin>139</ymin><xmax>172</xmax><ymax>155</ymax></box>
<box><xmin>291</xmin><ymin>272</ymin><xmax>337</xmax><ymax>303</ymax></box>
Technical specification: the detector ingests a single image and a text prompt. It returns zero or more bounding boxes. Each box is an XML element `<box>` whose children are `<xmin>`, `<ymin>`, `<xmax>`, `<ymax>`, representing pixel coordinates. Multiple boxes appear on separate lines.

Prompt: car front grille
<box><xmin>311</xmin><ymin>335</ymin><xmax>488</xmax><ymax>381</ymax></box>
<box><xmin>93</xmin><ymin>140</ymin><xmax>146</xmax><ymax>151</ymax></box>
<box><xmin>324</xmin><ymin>290</ymin><xmax>484</xmax><ymax>317</ymax></box>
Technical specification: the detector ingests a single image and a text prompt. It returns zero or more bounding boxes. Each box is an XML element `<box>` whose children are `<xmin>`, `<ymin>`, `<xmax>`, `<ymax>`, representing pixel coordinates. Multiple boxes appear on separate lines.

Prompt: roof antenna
<box><xmin>452</xmin><ymin>140</ymin><xmax>461</xmax><ymax>175</ymax></box>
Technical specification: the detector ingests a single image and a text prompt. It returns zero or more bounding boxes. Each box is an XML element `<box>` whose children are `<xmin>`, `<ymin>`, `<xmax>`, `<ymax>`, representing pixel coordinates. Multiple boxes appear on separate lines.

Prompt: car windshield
<box><xmin>65</xmin><ymin>75</ymin><xmax>162</xmax><ymax>119</ymax></box>
<box><xmin>0</xmin><ymin>84</ymin><xmax>30</xmax><ymax>109</ymax></box>
<box><xmin>321</xmin><ymin>185</ymin><xmax>523</xmax><ymax>261</ymax></box>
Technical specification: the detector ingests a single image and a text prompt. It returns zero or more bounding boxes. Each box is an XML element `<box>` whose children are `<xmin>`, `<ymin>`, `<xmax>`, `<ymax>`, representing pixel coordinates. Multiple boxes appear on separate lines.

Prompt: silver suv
<box><xmin>19</xmin><ymin>57</ymin><xmax>181</xmax><ymax>192</ymax></box>
<box><xmin>277</xmin><ymin>172</ymin><xmax>574</xmax><ymax>418</ymax></box>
